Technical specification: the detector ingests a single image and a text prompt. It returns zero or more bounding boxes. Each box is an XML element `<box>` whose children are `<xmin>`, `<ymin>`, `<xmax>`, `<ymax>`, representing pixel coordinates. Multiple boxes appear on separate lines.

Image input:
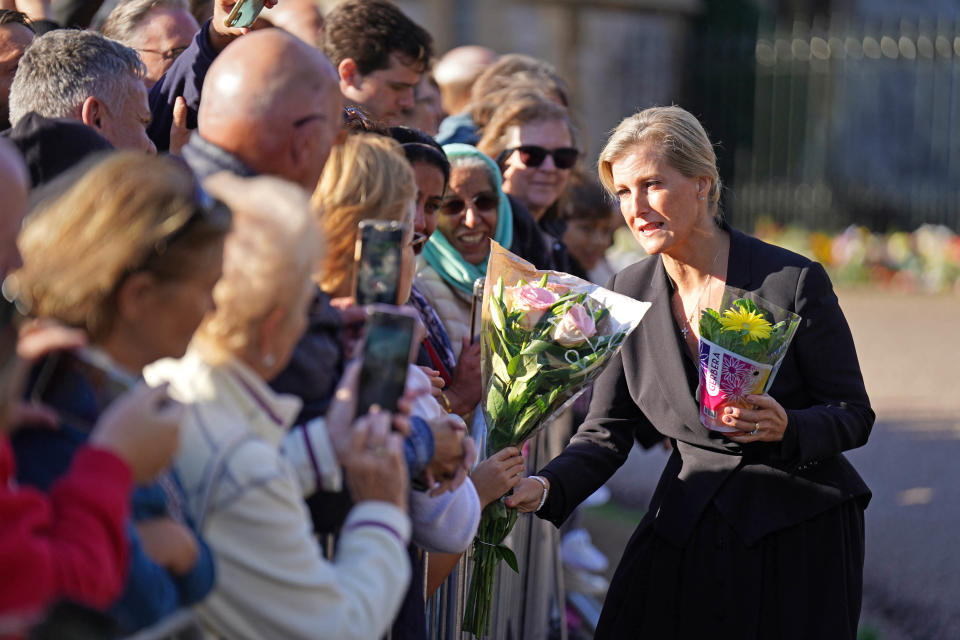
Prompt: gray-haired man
<box><xmin>8</xmin><ymin>29</ymin><xmax>155</xmax><ymax>152</ymax></box>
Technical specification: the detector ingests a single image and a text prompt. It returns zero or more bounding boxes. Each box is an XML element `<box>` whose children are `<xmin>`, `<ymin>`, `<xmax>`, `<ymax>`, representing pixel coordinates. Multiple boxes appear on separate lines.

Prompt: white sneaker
<box><xmin>561</xmin><ymin>528</ymin><xmax>609</xmax><ymax>573</ymax></box>
<box><xmin>565</xmin><ymin>568</ymin><xmax>609</xmax><ymax>596</ymax></box>
<box><xmin>582</xmin><ymin>485</ymin><xmax>611</xmax><ymax>507</ymax></box>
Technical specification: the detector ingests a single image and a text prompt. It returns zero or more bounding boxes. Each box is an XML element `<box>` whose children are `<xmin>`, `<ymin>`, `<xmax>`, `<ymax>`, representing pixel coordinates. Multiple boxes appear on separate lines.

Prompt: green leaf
<box><xmin>699</xmin><ymin>310</ymin><xmax>722</xmax><ymax>343</ymax></box>
<box><xmin>489</xmin><ymin>294</ymin><xmax>506</xmax><ymax>332</ymax></box>
<box><xmin>488</xmin><ymin>499</ymin><xmax>507</xmax><ymax>520</ymax></box>
<box><xmin>491</xmin><ymin>352</ymin><xmax>510</xmax><ymax>382</ymax></box>
<box><xmin>498</xmin><ymin>544</ymin><xmax>519</xmax><ymax>573</ymax></box>
<box><xmin>486</xmin><ymin>379</ymin><xmax>507</xmax><ymax>420</ymax></box>
<box><xmin>519</xmin><ymin>339</ymin><xmax>552</xmax><ymax>356</ymax></box>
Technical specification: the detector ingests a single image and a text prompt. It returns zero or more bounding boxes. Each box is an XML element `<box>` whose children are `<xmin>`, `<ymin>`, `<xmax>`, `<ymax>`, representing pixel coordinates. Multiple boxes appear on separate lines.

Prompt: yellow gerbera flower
<box><xmin>718</xmin><ymin>307</ymin><xmax>772</xmax><ymax>342</ymax></box>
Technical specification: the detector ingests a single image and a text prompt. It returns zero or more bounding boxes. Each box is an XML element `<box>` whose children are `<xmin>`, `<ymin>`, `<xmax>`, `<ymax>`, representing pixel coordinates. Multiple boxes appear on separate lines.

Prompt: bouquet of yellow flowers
<box><xmin>462</xmin><ymin>242</ymin><xmax>650</xmax><ymax>636</ymax></box>
<box><xmin>697</xmin><ymin>289</ymin><xmax>801</xmax><ymax>432</ymax></box>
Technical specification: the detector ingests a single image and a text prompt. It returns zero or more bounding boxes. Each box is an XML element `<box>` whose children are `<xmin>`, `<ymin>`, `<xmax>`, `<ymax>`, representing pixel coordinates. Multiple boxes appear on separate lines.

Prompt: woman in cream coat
<box><xmin>146</xmin><ymin>174</ymin><xmax>414</xmax><ymax>640</ymax></box>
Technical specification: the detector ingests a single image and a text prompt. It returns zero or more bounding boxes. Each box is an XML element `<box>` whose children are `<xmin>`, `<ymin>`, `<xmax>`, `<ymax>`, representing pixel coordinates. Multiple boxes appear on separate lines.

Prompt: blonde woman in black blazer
<box><xmin>508</xmin><ymin>106</ymin><xmax>873</xmax><ymax>639</ymax></box>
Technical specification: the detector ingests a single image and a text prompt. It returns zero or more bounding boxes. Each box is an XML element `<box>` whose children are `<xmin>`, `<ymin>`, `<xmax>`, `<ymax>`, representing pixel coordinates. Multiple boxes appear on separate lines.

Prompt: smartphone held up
<box><xmin>355</xmin><ymin>305</ymin><xmax>421</xmax><ymax>418</ymax></box>
<box><xmin>354</xmin><ymin>220</ymin><xmax>407</xmax><ymax>306</ymax></box>
<box><xmin>224</xmin><ymin>0</ymin><xmax>267</xmax><ymax>29</ymax></box>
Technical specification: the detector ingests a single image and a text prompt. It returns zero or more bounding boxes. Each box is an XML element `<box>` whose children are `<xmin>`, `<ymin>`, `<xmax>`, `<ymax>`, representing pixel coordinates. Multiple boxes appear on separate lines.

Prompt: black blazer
<box><xmin>538</xmin><ymin>228</ymin><xmax>874</xmax><ymax>546</ymax></box>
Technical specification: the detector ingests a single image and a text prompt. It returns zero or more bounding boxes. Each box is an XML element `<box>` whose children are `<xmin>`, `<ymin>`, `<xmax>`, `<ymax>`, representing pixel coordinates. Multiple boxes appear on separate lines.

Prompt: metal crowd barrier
<box><xmin>426</xmin><ymin>409</ymin><xmax>570</xmax><ymax>640</ymax></box>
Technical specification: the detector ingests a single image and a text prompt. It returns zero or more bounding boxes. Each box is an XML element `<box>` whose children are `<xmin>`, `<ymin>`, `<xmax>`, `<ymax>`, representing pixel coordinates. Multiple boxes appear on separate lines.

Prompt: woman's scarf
<box><xmin>422</xmin><ymin>144</ymin><xmax>514</xmax><ymax>296</ymax></box>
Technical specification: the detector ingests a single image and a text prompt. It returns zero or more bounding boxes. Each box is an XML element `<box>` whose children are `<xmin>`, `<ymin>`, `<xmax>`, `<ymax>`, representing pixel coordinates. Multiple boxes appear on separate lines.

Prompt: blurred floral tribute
<box><xmin>608</xmin><ymin>223</ymin><xmax>960</xmax><ymax>294</ymax></box>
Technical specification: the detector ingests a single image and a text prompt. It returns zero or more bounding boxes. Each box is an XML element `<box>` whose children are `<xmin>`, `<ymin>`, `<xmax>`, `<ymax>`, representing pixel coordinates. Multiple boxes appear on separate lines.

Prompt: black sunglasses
<box><xmin>504</xmin><ymin>145</ymin><xmax>579</xmax><ymax>170</ymax></box>
<box><xmin>440</xmin><ymin>192</ymin><xmax>499</xmax><ymax>217</ymax></box>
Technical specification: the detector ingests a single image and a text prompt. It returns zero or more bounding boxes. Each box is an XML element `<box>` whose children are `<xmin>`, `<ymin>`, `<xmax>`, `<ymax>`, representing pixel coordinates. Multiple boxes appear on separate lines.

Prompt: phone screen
<box><xmin>356</xmin><ymin>310</ymin><xmax>415</xmax><ymax>417</ymax></box>
<box><xmin>355</xmin><ymin>221</ymin><xmax>405</xmax><ymax>306</ymax></box>
<box><xmin>30</xmin><ymin>349</ymin><xmax>138</xmax><ymax>430</ymax></box>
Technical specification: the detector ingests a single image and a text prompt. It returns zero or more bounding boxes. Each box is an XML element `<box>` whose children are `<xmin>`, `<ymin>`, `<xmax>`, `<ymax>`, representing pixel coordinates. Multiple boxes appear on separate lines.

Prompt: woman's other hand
<box><xmin>134</xmin><ymin>517</ymin><xmax>199</xmax><ymax>576</ymax></box>
<box><xmin>504</xmin><ymin>475</ymin><xmax>549</xmax><ymax>513</ymax></box>
<box><xmin>470</xmin><ymin>446</ymin><xmax>525</xmax><ymax>508</ymax></box>
<box><xmin>722</xmin><ymin>393</ymin><xmax>789</xmax><ymax>443</ymax></box>
<box><xmin>444</xmin><ymin>338</ymin><xmax>482</xmax><ymax>416</ymax></box>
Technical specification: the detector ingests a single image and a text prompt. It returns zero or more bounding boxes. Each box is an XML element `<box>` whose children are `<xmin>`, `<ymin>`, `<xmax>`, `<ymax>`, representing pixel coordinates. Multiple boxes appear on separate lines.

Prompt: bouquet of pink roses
<box><xmin>462</xmin><ymin>243</ymin><xmax>650</xmax><ymax>636</ymax></box>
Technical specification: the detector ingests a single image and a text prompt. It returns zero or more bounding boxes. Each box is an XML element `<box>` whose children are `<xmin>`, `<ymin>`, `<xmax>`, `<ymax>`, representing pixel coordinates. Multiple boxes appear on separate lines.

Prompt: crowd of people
<box><xmin>0</xmin><ymin>0</ymin><xmax>874</xmax><ymax>639</ymax></box>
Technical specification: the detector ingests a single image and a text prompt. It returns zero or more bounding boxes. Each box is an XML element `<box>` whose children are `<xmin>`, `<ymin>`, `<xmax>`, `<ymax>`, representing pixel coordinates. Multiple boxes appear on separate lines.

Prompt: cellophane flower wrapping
<box><xmin>462</xmin><ymin>242</ymin><xmax>651</xmax><ymax>636</ymax></box>
<box><xmin>697</xmin><ymin>287</ymin><xmax>801</xmax><ymax>432</ymax></box>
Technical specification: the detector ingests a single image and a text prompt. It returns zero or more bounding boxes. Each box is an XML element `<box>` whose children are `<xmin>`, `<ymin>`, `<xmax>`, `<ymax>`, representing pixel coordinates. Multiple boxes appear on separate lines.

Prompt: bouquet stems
<box><xmin>461</xmin><ymin>501</ymin><xmax>519</xmax><ymax>636</ymax></box>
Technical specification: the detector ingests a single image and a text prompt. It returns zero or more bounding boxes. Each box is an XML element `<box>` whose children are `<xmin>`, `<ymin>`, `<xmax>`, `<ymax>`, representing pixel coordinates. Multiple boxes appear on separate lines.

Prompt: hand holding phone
<box><xmin>31</xmin><ymin>347</ymin><xmax>140</xmax><ymax>431</ymax></box>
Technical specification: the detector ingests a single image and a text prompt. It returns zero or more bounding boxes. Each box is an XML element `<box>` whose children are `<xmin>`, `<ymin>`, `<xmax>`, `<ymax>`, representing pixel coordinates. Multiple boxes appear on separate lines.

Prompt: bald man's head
<box><xmin>434</xmin><ymin>45</ymin><xmax>497</xmax><ymax>115</ymax></box>
<box><xmin>0</xmin><ymin>138</ymin><xmax>28</xmax><ymax>277</ymax></box>
<box><xmin>198</xmin><ymin>28</ymin><xmax>342</xmax><ymax>190</ymax></box>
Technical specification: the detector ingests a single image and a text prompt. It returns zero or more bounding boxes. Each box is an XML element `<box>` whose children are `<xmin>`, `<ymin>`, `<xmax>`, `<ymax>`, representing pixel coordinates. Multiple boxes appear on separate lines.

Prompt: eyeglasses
<box><xmin>440</xmin><ymin>192</ymin><xmax>499</xmax><ymax>217</ymax></box>
<box><xmin>409</xmin><ymin>232</ymin><xmax>428</xmax><ymax>254</ymax></box>
<box><xmin>136</xmin><ymin>46</ymin><xmax>188</xmax><ymax>62</ymax></box>
<box><xmin>504</xmin><ymin>145</ymin><xmax>579</xmax><ymax>170</ymax></box>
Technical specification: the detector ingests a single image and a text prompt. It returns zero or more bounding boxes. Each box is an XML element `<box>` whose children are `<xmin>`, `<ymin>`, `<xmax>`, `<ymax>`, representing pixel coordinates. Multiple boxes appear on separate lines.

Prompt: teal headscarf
<box><xmin>422</xmin><ymin>144</ymin><xmax>514</xmax><ymax>296</ymax></box>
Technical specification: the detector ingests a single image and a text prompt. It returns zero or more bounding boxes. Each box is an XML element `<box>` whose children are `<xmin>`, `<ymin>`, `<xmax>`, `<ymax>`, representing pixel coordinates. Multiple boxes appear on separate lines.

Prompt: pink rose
<box><xmin>511</xmin><ymin>285</ymin><xmax>559</xmax><ymax>330</ymax></box>
<box><xmin>552</xmin><ymin>304</ymin><xmax>596</xmax><ymax>347</ymax></box>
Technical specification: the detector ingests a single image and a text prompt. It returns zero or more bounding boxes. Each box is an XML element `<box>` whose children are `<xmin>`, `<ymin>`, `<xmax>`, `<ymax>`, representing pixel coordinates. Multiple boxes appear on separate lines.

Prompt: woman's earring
<box><xmin>263</xmin><ymin>353</ymin><xmax>276</xmax><ymax>367</ymax></box>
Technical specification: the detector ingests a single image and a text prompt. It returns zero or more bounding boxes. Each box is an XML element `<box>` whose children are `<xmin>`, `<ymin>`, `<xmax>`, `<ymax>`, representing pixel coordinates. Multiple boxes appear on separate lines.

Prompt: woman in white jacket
<box><xmin>145</xmin><ymin>174</ymin><xmax>416</xmax><ymax>640</ymax></box>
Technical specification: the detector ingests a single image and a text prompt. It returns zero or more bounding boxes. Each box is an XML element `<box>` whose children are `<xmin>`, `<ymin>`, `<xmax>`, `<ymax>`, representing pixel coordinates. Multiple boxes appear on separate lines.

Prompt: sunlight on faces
<box><xmin>501</xmin><ymin>118</ymin><xmax>573</xmax><ymax>218</ymax></box>
<box><xmin>438</xmin><ymin>165</ymin><xmax>498</xmax><ymax>266</ymax></box>
<box><xmin>347</xmin><ymin>52</ymin><xmax>420</xmax><ymax>125</ymax></box>
<box><xmin>96</xmin><ymin>77</ymin><xmax>156</xmax><ymax>153</ymax></box>
<box><xmin>411</xmin><ymin>160</ymin><xmax>445</xmax><ymax>240</ymax></box>
<box><xmin>131</xmin><ymin>7</ymin><xmax>198</xmax><ymax>88</ymax></box>
<box><xmin>610</xmin><ymin>143</ymin><xmax>708</xmax><ymax>258</ymax></box>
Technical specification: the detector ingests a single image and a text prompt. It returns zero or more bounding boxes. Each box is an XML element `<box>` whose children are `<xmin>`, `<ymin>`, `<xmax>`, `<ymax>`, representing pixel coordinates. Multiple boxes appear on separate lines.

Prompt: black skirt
<box><xmin>595</xmin><ymin>499</ymin><xmax>865</xmax><ymax>640</ymax></box>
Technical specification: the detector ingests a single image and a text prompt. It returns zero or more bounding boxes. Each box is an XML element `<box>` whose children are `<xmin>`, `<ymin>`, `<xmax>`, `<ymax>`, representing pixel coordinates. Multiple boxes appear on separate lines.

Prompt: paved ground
<box><xmin>580</xmin><ymin>288</ymin><xmax>960</xmax><ymax>639</ymax></box>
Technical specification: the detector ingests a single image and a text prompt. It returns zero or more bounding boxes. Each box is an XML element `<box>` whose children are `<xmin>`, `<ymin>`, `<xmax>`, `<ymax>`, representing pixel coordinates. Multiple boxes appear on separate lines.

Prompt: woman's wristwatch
<box><xmin>530</xmin><ymin>475</ymin><xmax>549</xmax><ymax>512</ymax></box>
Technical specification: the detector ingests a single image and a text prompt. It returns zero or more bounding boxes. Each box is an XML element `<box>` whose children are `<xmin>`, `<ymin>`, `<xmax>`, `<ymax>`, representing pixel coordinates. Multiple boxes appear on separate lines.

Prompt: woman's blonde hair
<box><xmin>313</xmin><ymin>134</ymin><xmax>415</xmax><ymax>296</ymax></box>
<box><xmin>598</xmin><ymin>106</ymin><xmax>722</xmax><ymax>218</ymax></box>
<box><xmin>16</xmin><ymin>152</ymin><xmax>230</xmax><ymax>341</ymax></box>
<box><xmin>476</xmin><ymin>90</ymin><xmax>576</xmax><ymax>161</ymax></box>
<box><xmin>195</xmin><ymin>173</ymin><xmax>320</xmax><ymax>361</ymax></box>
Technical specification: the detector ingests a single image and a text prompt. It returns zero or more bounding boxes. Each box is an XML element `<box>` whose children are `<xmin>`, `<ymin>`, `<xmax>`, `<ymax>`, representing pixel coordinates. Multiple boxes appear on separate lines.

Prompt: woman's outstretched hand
<box><xmin>504</xmin><ymin>475</ymin><xmax>549</xmax><ymax>513</ymax></box>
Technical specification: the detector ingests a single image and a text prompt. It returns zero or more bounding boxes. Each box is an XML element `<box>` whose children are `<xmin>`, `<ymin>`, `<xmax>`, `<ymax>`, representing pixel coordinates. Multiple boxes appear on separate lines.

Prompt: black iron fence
<box><xmin>690</xmin><ymin>16</ymin><xmax>960</xmax><ymax>233</ymax></box>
